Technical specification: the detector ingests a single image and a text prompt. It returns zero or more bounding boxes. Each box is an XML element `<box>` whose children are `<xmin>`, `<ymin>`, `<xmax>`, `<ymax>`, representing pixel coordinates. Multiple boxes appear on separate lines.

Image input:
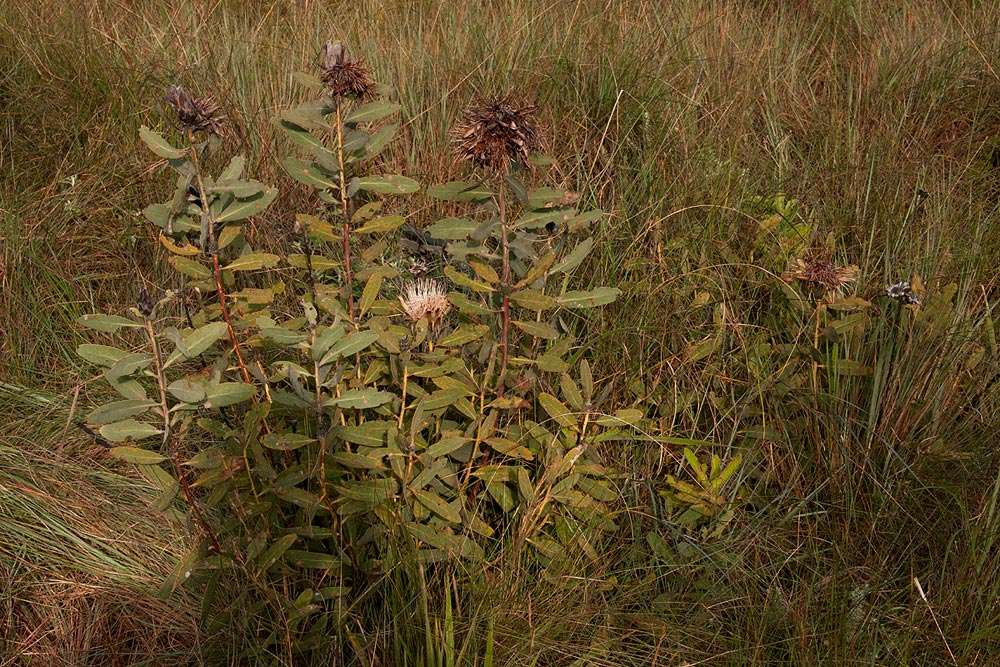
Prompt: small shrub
<box><xmin>74</xmin><ymin>42</ymin><xmax>653</xmax><ymax>656</ymax></box>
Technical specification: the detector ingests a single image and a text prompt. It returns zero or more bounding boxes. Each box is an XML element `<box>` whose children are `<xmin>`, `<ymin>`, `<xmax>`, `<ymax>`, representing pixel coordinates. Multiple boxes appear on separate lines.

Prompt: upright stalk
<box><xmin>334</xmin><ymin>101</ymin><xmax>355</xmax><ymax>320</ymax></box>
<box><xmin>187</xmin><ymin>133</ymin><xmax>253</xmax><ymax>385</ymax></box>
<box><xmin>144</xmin><ymin>316</ymin><xmax>222</xmax><ymax>554</ymax></box>
<box><xmin>498</xmin><ymin>185</ymin><xmax>511</xmax><ymax>392</ymax></box>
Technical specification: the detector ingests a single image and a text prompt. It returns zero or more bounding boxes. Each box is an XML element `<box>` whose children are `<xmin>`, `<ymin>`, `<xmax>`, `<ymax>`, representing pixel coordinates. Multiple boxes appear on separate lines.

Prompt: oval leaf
<box><xmin>99</xmin><ymin>419</ymin><xmax>162</xmax><ymax>443</ymax></box>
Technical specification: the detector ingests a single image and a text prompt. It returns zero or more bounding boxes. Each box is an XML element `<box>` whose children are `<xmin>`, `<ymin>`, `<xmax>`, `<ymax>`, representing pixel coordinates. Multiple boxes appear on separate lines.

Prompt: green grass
<box><xmin>2</xmin><ymin>0</ymin><xmax>999</xmax><ymax>664</ymax></box>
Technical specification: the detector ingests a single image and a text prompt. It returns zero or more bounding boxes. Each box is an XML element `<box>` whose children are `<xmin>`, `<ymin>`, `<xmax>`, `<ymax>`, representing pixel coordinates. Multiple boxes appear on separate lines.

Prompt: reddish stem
<box><xmin>213</xmin><ymin>253</ymin><xmax>253</xmax><ymax>385</ymax></box>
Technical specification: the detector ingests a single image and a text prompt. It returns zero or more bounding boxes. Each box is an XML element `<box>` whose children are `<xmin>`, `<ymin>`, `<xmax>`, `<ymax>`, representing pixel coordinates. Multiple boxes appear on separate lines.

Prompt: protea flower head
<box><xmin>320</xmin><ymin>41</ymin><xmax>375</xmax><ymax>99</ymax></box>
<box><xmin>783</xmin><ymin>251</ymin><xmax>858</xmax><ymax>295</ymax></box>
<box><xmin>399</xmin><ymin>278</ymin><xmax>451</xmax><ymax>327</ymax></box>
<box><xmin>886</xmin><ymin>281</ymin><xmax>920</xmax><ymax>306</ymax></box>
<box><xmin>165</xmin><ymin>85</ymin><xmax>226</xmax><ymax>136</ymax></box>
<box><xmin>452</xmin><ymin>94</ymin><xmax>541</xmax><ymax>172</ymax></box>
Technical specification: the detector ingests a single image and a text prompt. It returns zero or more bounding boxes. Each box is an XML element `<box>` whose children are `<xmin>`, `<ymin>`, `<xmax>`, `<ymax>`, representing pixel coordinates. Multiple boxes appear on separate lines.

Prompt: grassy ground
<box><xmin>2</xmin><ymin>0</ymin><xmax>1000</xmax><ymax>664</ymax></box>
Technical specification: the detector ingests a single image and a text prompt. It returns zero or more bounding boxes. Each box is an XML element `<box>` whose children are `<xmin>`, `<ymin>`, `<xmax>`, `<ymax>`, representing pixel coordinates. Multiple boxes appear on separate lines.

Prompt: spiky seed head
<box><xmin>451</xmin><ymin>94</ymin><xmax>541</xmax><ymax>172</ymax></box>
<box><xmin>165</xmin><ymin>85</ymin><xmax>226</xmax><ymax>137</ymax></box>
<box><xmin>783</xmin><ymin>251</ymin><xmax>858</xmax><ymax>295</ymax></box>
<box><xmin>399</xmin><ymin>278</ymin><xmax>451</xmax><ymax>327</ymax></box>
<box><xmin>320</xmin><ymin>41</ymin><xmax>375</xmax><ymax>99</ymax></box>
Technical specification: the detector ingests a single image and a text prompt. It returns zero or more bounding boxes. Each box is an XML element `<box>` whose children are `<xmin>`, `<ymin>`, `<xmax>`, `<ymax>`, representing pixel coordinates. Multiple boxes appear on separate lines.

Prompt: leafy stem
<box><xmin>143</xmin><ymin>314</ymin><xmax>222</xmax><ymax>554</ymax></box>
<box><xmin>498</xmin><ymin>184</ymin><xmax>511</xmax><ymax>393</ymax></box>
<box><xmin>334</xmin><ymin>100</ymin><xmax>355</xmax><ymax>320</ymax></box>
<box><xmin>186</xmin><ymin>130</ymin><xmax>253</xmax><ymax>386</ymax></box>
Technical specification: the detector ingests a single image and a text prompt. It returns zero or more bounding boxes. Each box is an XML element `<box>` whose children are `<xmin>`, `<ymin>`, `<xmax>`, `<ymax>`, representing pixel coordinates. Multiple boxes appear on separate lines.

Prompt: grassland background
<box><xmin>2</xmin><ymin>0</ymin><xmax>1000</xmax><ymax>664</ymax></box>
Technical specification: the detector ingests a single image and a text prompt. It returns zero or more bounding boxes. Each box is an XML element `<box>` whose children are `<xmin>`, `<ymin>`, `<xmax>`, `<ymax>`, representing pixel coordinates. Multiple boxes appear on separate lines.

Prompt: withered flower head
<box><xmin>783</xmin><ymin>251</ymin><xmax>858</xmax><ymax>295</ymax></box>
<box><xmin>452</xmin><ymin>94</ymin><xmax>541</xmax><ymax>172</ymax></box>
<box><xmin>886</xmin><ymin>281</ymin><xmax>920</xmax><ymax>306</ymax></box>
<box><xmin>165</xmin><ymin>85</ymin><xmax>226</xmax><ymax>137</ymax></box>
<box><xmin>136</xmin><ymin>287</ymin><xmax>156</xmax><ymax>319</ymax></box>
<box><xmin>320</xmin><ymin>41</ymin><xmax>375</xmax><ymax>99</ymax></box>
<box><xmin>399</xmin><ymin>278</ymin><xmax>451</xmax><ymax>327</ymax></box>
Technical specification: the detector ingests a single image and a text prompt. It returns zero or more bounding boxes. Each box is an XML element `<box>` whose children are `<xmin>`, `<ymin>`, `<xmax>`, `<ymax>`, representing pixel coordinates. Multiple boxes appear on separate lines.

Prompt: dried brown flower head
<box><xmin>165</xmin><ymin>85</ymin><xmax>226</xmax><ymax>137</ymax></box>
<box><xmin>783</xmin><ymin>252</ymin><xmax>858</xmax><ymax>294</ymax></box>
<box><xmin>320</xmin><ymin>41</ymin><xmax>375</xmax><ymax>99</ymax></box>
<box><xmin>399</xmin><ymin>278</ymin><xmax>451</xmax><ymax>327</ymax></box>
<box><xmin>136</xmin><ymin>286</ymin><xmax>156</xmax><ymax>318</ymax></box>
<box><xmin>452</xmin><ymin>95</ymin><xmax>541</xmax><ymax>172</ymax></box>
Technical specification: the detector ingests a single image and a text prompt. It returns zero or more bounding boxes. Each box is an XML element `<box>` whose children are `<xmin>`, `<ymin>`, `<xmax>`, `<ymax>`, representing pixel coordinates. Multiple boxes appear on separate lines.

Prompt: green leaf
<box><xmin>447</xmin><ymin>291</ymin><xmax>491</xmax><ymax>317</ymax></box>
<box><xmin>335</xmin><ymin>478</ymin><xmax>398</xmax><ymax>503</ymax></box>
<box><xmin>510</xmin><ymin>290</ymin><xmax>556</xmax><ymax>311</ymax></box>
<box><xmin>262</xmin><ymin>432</ymin><xmax>316</xmax><ymax>451</ymax></box>
<box><xmin>330</xmin><ymin>451</ymin><xmax>386</xmax><ymax>470</ymax></box>
<box><xmin>512</xmin><ymin>320</ymin><xmax>559</xmax><ymax>340</ymax></box>
<box><xmin>312</xmin><ymin>325</ymin><xmax>346</xmax><ymax>361</ymax></box>
<box><xmin>349</xmin><ymin>174</ymin><xmax>419</xmax><ymax>195</ymax></box>
<box><xmin>108</xmin><ymin>446</ymin><xmax>167</xmax><ymax>464</ymax></box>
<box><xmin>580</xmin><ymin>359</ymin><xmax>594</xmax><ymax>402</ymax></box>
<box><xmin>204</xmin><ymin>382</ymin><xmax>255</xmax><ymax>408</ymax></box>
<box><xmin>77</xmin><ymin>344</ymin><xmax>129</xmax><ymax>366</ymax></box>
<box><xmin>486</xmin><ymin>437</ymin><xmax>534</xmax><ymax>461</ymax></box>
<box><xmin>412</xmin><ymin>489</ymin><xmax>462</xmax><ymax>523</ymax></box>
<box><xmin>87</xmin><ymin>399</ymin><xmax>157</xmax><ymax>425</ymax></box>
<box><xmin>425</xmin><ymin>436</ymin><xmax>471</xmax><ymax>458</ymax></box>
<box><xmin>560</xmin><ymin>374</ymin><xmax>584</xmax><ymax>412</ymax></box>
<box><xmin>426</xmin><ymin>181</ymin><xmax>493</xmax><ymax>202</ymax></box>
<box><xmin>333</xmin><ymin>422</ymin><xmax>392</xmax><ymax>447</ymax></box>
<box><xmin>405</xmin><ymin>522</ymin><xmax>483</xmax><ymax>561</ymax></box>
<box><xmin>552</xmin><ymin>237</ymin><xmax>594</xmax><ymax>274</ymax></box>
<box><xmin>319</xmin><ymin>330</ymin><xmax>379</xmax><ymax>365</ymax></box>
<box><xmin>538</xmin><ymin>393</ymin><xmax>577</xmax><ymax>428</ymax></box>
<box><xmin>444</xmin><ymin>266</ymin><xmax>493</xmax><ymax>293</ymax></box>
<box><xmin>427</xmin><ymin>217</ymin><xmax>476</xmax><ymax>241</ymax></box>
<box><xmin>278</xmin><ymin>117</ymin><xmax>330</xmax><ymax>152</ymax></box>
<box><xmin>274</xmin><ymin>487</ymin><xmax>323</xmax><ymax>510</ymax></box>
<box><xmin>344</xmin><ymin>100</ymin><xmax>401</xmax><ymax>123</ymax></box>
<box><xmin>167</xmin><ymin>377</ymin><xmax>206</xmax><ymax>403</ymax></box>
<box><xmin>256</xmin><ymin>534</ymin><xmax>298</xmax><ymax>571</ymax></box>
<box><xmin>224</xmin><ymin>252</ymin><xmax>280</xmax><ymax>272</ymax></box>
<box><xmin>99</xmin><ymin>419</ymin><xmax>162</xmax><ymax>443</ymax></box>
<box><xmin>180</xmin><ymin>321</ymin><xmax>229</xmax><ymax>358</ymax></box>
<box><xmin>324</xmin><ymin>388</ymin><xmax>394</xmax><ymax>409</ymax></box>
<box><xmin>219</xmin><ymin>154</ymin><xmax>245</xmax><ymax>180</ymax></box>
<box><xmin>216</xmin><ymin>188</ymin><xmax>278</xmax><ymax>223</ymax></box>
<box><xmin>556</xmin><ymin>287</ymin><xmax>621</xmax><ymax>309</ymax></box>
<box><xmin>282</xmin><ymin>156</ymin><xmax>338</xmax><ymax>190</ymax></box>
<box><xmin>143</xmin><ymin>203</ymin><xmax>171</xmax><ymax>228</ymax></box>
<box><xmin>209</xmin><ymin>179</ymin><xmax>265</xmax><ymax>197</ymax></box>
<box><xmin>421</xmin><ymin>387</ymin><xmax>471</xmax><ymax>411</ymax></box>
<box><xmin>355</xmin><ymin>214</ymin><xmax>405</xmax><ymax>234</ymax></box>
<box><xmin>285</xmin><ymin>550</ymin><xmax>340</xmax><ymax>569</ymax></box>
<box><xmin>139</xmin><ymin>126</ymin><xmax>185</xmax><ymax>159</ymax></box>
<box><xmin>437</xmin><ymin>324</ymin><xmax>489</xmax><ymax>347</ymax></box>
<box><xmin>527</xmin><ymin>187</ymin><xmax>574</xmax><ymax>210</ymax></box>
<box><xmin>110</xmin><ymin>378</ymin><xmax>147</xmax><ymax>401</ymax></box>
<box><xmin>78</xmin><ymin>314</ymin><xmax>141</xmax><ymax>333</ymax></box>
<box><xmin>105</xmin><ymin>353</ymin><xmax>152</xmax><ymax>382</ymax></box>
<box><xmin>358</xmin><ymin>273</ymin><xmax>383</xmax><ymax>316</ymax></box>
<box><xmin>169</xmin><ymin>256</ymin><xmax>212</xmax><ymax>280</ymax></box>
<box><xmin>362</xmin><ymin>123</ymin><xmax>398</xmax><ymax>159</ymax></box>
